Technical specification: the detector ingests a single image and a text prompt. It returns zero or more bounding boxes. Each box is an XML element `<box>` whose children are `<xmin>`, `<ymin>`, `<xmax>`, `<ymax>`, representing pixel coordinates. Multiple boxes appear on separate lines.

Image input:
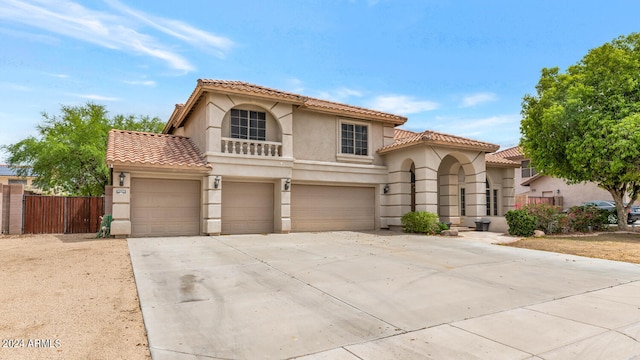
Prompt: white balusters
<box><xmin>221</xmin><ymin>138</ymin><xmax>282</xmax><ymax>157</ymax></box>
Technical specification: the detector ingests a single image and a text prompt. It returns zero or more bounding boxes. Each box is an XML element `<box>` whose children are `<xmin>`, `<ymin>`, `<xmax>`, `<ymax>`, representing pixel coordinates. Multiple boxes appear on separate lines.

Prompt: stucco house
<box><xmin>0</xmin><ymin>164</ymin><xmax>39</xmax><ymax>193</ymax></box>
<box><xmin>106</xmin><ymin>80</ymin><xmax>518</xmax><ymax>237</ymax></box>
<box><xmin>492</xmin><ymin>146</ymin><xmax>615</xmax><ymax>209</ymax></box>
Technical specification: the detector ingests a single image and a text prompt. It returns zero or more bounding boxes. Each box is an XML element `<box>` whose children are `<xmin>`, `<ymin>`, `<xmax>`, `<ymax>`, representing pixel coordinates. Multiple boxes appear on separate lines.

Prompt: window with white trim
<box><xmin>230</xmin><ymin>109</ymin><xmax>266</xmax><ymax>141</ymax></box>
<box><xmin>521</xmin><ymin>160</ymin><xmax>537</xmax><ymax>178</ymax></box>
<box><xmin>341</xmin><ymin>122</ymin><xmax>368</xmax><ymax>156</ymax></box>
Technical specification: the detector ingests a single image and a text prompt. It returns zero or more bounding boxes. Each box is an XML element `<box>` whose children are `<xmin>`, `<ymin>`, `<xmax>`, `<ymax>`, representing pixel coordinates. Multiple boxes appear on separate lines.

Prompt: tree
<box><xmin>2</xmin><ymin>103</ymin><xmax>164</xmax><ymax>196</ymax></box>
<box><xmin>521</xmin><ymin>33</ymin><xmax>640</xmax><ymax>228</ymax></box>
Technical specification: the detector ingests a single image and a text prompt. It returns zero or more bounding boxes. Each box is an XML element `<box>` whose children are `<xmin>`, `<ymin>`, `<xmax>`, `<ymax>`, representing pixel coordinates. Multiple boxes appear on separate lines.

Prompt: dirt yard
<box><xmin>505</xmin><ymin>231</ymin><xmax>640</xmax><ymax>264</ymax></box>
<box><xmin>0</xmin><ymin>234</ymin><xmax>150</xmax><ymax>360</ymax></box>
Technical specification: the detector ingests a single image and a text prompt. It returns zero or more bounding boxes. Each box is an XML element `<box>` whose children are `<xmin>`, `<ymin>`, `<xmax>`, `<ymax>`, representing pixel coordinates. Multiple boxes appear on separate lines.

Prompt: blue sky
<box><xmin>1</xmin><ymin>0</ymin><xmax>639</xmax><ymax>161</ymax></box>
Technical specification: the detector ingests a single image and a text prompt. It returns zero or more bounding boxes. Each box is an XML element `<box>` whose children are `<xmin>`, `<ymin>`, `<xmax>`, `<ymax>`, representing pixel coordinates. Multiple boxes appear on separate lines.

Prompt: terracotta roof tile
<box><xmin>492</xmin><ymin>145</ymin><xmax>524</xmax><ymax>159</ymax></box>
<box><xmin>166</xmin><ymin>80</ymin><xmax>407</xmax><ymax>132</ymax></box>
<box><xmin>302</xmin><ymin>97</ymin><xmax>407</xmax><ymax>123</ymax></box>
<box><xmin>198</xmin><ymin>79</ymin><xmax>306</xmax><ymax>102</ymax></box>
<box><xmin>485</xmin><ymin>154</ymin><xmax>520</xmax><ymax>167</ymax></box>
<box><xmin>378</xmin><ymin>128</ymin><xmax>500</xmax><ymax>153</ymax></box>
<box><xmin>106</xmin><ymin>129</ymin><xmax>210</xmax><ymax>170</ymax></box>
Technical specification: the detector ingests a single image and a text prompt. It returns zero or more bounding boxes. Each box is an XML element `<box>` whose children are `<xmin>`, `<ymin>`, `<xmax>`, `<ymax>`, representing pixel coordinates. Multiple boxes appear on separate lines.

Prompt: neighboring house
<box><xmin>0</xmin><ymin>164</ymin><xmax>39</xmax><ymax>193</ymax></box>
<box><xmin>106</xmin><ymin>80</ymin><xmax>518</xmax><ymax>237</ymax></box>
<box><xmin>492</xmin><ymin>146</ymin><xmax>615</xmax><ymax>209</ymax></box>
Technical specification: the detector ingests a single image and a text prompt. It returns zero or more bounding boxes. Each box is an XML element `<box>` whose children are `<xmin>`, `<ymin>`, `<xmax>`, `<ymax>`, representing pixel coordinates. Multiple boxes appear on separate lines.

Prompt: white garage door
<box><xmin>291</xmin><ymin>185</ymin><xmax>375</xmax><ymax>232</ymax></box>
<box><xmin>222</xmin><ymin>182</ymin><xmax>274</xmax><ymax>234</ymax></box>
<box><xmin>131</xmin><ymin>178</ymin><xmax>201</xmax><ymax>237</ymax></box>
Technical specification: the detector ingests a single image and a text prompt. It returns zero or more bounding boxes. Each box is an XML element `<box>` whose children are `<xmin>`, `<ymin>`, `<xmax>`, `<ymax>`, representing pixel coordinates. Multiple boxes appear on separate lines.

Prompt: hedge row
<box><xmin>505</xmin><ymin>204</ymin><xmax>611</xmax><ymax>237</ymax></box>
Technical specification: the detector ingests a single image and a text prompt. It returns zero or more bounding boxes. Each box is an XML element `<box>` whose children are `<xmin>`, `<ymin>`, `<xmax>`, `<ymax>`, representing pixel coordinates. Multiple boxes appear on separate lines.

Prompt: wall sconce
<box><xmin>383</xmin><ymin>184</ymin><xmax>390</xmax><ymax>194</ymax></box>
<box><xmin>119</xmin><ymin>172</ymin><xmax>125</xmax><ymax>187</ymax></box>
<box><xmin>214</xmin><ymin>176</ymin><xmax>221</xmax><ymax>189</ymax></box>
<box><xmin>284</xmin><ymin>178</ymin><xmax>291</xmax><ymax>191</ymax></box>
<box><xmin>556</xmin><ymin>189</ymin><xmax>560</xmax><ymax>194</ymax></box>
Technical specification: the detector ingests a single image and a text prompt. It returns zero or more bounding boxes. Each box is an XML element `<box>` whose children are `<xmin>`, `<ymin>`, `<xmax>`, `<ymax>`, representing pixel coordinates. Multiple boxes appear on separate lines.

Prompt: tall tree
<box><xmin>521</xmin><ymin>33</ymin><xmax>640</xmax><ymax>228</ymax></box>
<box><xmin>3</xmin><ymin>103</ymin><xmax>164</xmax><ymax>196</ymax></box>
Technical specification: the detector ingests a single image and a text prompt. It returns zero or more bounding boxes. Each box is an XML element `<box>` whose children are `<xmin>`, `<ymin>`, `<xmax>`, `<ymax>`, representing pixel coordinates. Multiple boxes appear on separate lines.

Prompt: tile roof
<box><xmin>485</xmin><ymin>154</ymin><xmax>520</xmax><ymax>167</ymax></box>
<box><xmin>378</xmin><ymin>129</ymin><xmax>500</xmax><ymax>153</ymax></box>
<box><xmin>106</xmin><ymin>129</ymin><xmax>210</xmax><ymax>171</ymax></box>
<box><xmin>492</xmin><ymin>145</ymin><xmax>524</xmax><ymax>160</ymax></box>
<box><xmin>165</xmin><ymin>80</ymin><xmax>407</xmax><ymax>132</ymax></box>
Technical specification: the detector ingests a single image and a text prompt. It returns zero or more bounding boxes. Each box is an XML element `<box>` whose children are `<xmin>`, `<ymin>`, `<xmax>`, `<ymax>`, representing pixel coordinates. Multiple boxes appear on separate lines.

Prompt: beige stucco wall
<box><xmin>487</xmin><ymin>166</ymin><xmax>516</xmax><ymax>216</ymax></box>
<box><xmin>292</xmin><ymin>109</ymin><xmax>336</xmax><ymax>162</ymax></box>
<box><xmin>181</xmin><ymin>101</ymin><xmax>207</xmax><ymax>154</ymax></box>
<box><xmin>291</xmin><ymin>109</ymin><xmax>386</xmax><ymax>166</ymax></box>
<box><xmin>528</xmin><ymin>176</ymin><xmax>613</xmax><ymax>209</ymax></box>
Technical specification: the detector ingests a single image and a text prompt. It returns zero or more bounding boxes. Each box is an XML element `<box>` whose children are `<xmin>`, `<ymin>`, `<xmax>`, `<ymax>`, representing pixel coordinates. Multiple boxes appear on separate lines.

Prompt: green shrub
<box><xmin>524</xmin><ymin>204</ymin><xmax>562</xmax><ymax>233</ymax></box>
<box><xmin>505</xmin><ymin>209</ymin><xmax>537</xmax><ymax>237</ymax></box>
<box><xmin>437</xmin><ymin>221</ymin><xmax>449</xmax><ymax>234</ymax></box>
<box><xmin>550</xmin><ymin>213</ymin><xmax>570</xmax><ymax>234</ymax></box>
<box><xmin>567</xmin><ymin>205</ymin><xmax>610</xmax><ymax>232</ymax></box>
<box><xmin>401</xmin><ymin>211</ymin><xmax>441</xmax><ymax>235</ymax></box>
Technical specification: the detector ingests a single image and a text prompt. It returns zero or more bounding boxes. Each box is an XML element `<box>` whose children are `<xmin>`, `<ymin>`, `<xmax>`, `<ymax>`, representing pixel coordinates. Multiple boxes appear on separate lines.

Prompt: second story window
<box><xmin>341</xmin><ymin>123</ymin><xmax>368</xmax><ymax>156</ymax></box>
<box><xmin>231</xmin><ymin>109</ymin><xmax>266</xmax><ymax>141</ymax></box>
<box><xmin>521</xmin><ymin>160</ymin><xmax>537</xmax><ymax>178</ymax></box>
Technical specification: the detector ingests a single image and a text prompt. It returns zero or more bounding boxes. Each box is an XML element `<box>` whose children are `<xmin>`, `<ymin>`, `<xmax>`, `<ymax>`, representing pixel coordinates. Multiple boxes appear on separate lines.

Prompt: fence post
<box><xmin>9</xmin><ymin>184</ymin><xmax>24</xmax><ymax>235</ymax></box>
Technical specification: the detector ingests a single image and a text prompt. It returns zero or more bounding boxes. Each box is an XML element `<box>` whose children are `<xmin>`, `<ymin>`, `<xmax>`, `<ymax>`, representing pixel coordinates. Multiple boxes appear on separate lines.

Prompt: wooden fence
<box><xmin>23</xmin><ymin>196</ymin><xmax>104</xmax><ymax>234</ymax></box>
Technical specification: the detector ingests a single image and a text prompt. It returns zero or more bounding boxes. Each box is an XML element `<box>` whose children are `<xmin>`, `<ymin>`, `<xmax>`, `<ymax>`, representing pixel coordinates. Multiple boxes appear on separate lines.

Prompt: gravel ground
<box><xmin>0</xmin><ymin>234</ymin><xmax>150</xmax><ymax>360</ymax></box>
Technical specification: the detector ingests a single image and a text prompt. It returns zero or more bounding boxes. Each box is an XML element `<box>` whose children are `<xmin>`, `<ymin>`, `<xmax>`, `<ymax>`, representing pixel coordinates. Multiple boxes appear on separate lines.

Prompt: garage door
<box><xmin>222</xmin><ymin>182</ymin><xmax>274</xmax><ymax>234</ymax></box>
<box><xmin>291</xmin><ymin>185</ymin><xmax>375</xmax><ymax>232</ymax></box>
<box><xmin>131</xmin><ymin>178</ymin><xmax>201</xmax><ymax>237</ymax></box>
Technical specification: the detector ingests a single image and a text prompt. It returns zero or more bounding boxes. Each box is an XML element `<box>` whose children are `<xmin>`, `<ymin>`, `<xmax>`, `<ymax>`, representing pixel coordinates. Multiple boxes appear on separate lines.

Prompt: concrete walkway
<box><xmin>128</xmin><ymin>231</ymin><xmax>640</xmax><ymax>359</ymax></box>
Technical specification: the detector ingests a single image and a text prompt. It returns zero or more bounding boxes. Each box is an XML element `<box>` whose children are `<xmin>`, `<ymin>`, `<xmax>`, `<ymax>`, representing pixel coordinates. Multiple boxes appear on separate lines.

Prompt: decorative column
<box><xmin>204</xmin><ymin>174</ymin><xmax>222</xmax><ymax>235</ymax></box>
<box><xmin>277</xmin><ymin>178</ymin><xmax>291</xmax><ymax>233</ymax></box>
<box><xmin>414</xmin><ymin>165</ymin><xmax>438</xmax><ymax>213</ymax></box>
<box><xmin>110</xmin><ymin>172</ymin><xmax>131</xmax><ymax>237</ymax></box>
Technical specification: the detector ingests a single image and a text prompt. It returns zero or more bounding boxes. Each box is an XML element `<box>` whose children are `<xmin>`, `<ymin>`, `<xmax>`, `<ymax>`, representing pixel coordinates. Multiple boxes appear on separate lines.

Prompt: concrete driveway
<box><xmin>128</xmin><ymin>231</ymin><xmax>640</xmax><ymax>359</ymax></box>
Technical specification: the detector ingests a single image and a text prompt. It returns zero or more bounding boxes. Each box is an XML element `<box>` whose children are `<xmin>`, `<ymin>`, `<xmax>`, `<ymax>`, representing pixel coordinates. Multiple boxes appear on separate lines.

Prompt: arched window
<box><xmin>230</xmin><ymin>109</ymin><xmax>266</xmax><ymax>141</ymax></box>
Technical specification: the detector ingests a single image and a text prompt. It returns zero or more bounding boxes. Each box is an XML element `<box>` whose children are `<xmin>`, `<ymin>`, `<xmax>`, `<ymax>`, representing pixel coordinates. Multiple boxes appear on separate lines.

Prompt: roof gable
<box><xmin>378</xmin><ymin>128</ymin><xmax>500</xmax><ymax>153</ymax></box>
<box><xmin>106</xmin><ymin>129</ymin><xmax>210</xmax><ymax>171</ymax></box>
<box><xmin>164</xmin><ymin>80</ymin><xmax>407</xmax><ymax>133</ymax></box>
<box><xmin>492</xmin><ymin>145</ymin><xmax>524</xmax><ymax>160</ymax></box>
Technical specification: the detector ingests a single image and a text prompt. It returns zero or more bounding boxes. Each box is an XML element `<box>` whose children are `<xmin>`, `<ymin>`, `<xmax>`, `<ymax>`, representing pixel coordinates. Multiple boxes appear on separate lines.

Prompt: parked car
<box><xmin>629</xmin><ymin>205</ymin><xmax>640</xmax><ymax>224</ymax></box>
<box><xmin>582</xmin><ymin>201</ymin><xmax>638</xmax><ymax>224</ymax></box>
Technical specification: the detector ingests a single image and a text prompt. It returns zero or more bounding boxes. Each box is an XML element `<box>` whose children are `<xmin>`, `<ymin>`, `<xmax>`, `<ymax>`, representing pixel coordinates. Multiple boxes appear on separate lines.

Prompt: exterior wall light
<box><xmin>119</xmin><ymin>172</ymin><xmax>125</xmax><ymax>187</ymax></box>
<box><xmin>214</xmin><ymin>176</ymin><xmax>221</xmax><ymax>189</ymax></box>
<box><xmin>383</xmin><ymin>184</ymin><xmax>390</xmax><ymax>194</ymax></box>
<box><xmin>284</xmin><ymin>178</ymin><xmax>291</xmax><ymax>191</ymax></box>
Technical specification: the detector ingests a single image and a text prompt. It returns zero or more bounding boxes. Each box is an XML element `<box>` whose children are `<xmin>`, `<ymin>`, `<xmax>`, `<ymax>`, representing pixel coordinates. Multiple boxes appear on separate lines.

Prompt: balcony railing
<box><xmin>221</xmin><ymin>137</ymin><xmax>282</xmax><ymax>157</ymax></box>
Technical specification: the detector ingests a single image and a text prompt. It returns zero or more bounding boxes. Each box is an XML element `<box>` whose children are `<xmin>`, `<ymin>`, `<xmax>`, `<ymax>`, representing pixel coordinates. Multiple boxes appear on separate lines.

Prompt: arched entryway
<box><xmin>437</xmin><ymin>153</ymin><xmax>482</xmax><ymax>226</ymax></box>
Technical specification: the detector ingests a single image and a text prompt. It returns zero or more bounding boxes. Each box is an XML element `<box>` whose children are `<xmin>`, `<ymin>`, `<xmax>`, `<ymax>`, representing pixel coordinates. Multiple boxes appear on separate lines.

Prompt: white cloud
<box><xmin>461</xmin><ymin>92</ymin><xmax>498</xmax><ymax>107</ymax></box>
<box><xmin>369</xmin><ymin>95</ymin><xmax>439</xmax><ymax>115</ymax></box>
<box><xmin>0</xmin><ymin>82</ymin><xmax>32</xmax><ymax>92</ymax></box>
<box><xmin>317</xmin><ymin>87</ymin><xmax>363</xmax><ymax>102</ymax></box>
<box><xmin>0</xmin><ymin>0</ymin><xmax>235</xmax><ymax>72</ymax></box>
<box><xmin>75</xmin><ymin>94</ymin><xmax>120</xmax><ymax>101</ymax></box>
<box><xmin>413</xmin><ymin>114</ymin><xmax>520</xmax><ymax>147</ymax></box>
<box><xmin>123</xmin><ymin>80</ymin><xmax>156</xmax><ymax>86</ymax></box>
<box><xmin>48</xmin><ymin>73</ymin><xmax>69</xmax><ymax>78</ymax></box>
<box><xmin>284</xmin><ymin>78</ymin><xmax>305</xmax><ymax>93</ymax></box>
<box><xmin>105</xmin><ymin>0</ymin><xmax>234</xmax><ymax>58</ymax></box>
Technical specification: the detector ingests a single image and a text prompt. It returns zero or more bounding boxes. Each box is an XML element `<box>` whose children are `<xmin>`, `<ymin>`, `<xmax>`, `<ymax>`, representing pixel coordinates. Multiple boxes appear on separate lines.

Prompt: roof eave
<box><xmin>107</xmin><ymin>161</ymin><xmax>212</xmax><ymax>173</ymax></box>
<box><xmin>378</xmin><ymin>139</ymin><xmax>499</xmax><ymax>154</ymax></box>
<box><xmin>163</xmin><ymin>86</ymin><xmax>206</xmax><ymax>134</ymax></box>
<box><xmin>301</xmin><ymin>104</ymin><xmax>406</xmax><ymax>125</ymax></box>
